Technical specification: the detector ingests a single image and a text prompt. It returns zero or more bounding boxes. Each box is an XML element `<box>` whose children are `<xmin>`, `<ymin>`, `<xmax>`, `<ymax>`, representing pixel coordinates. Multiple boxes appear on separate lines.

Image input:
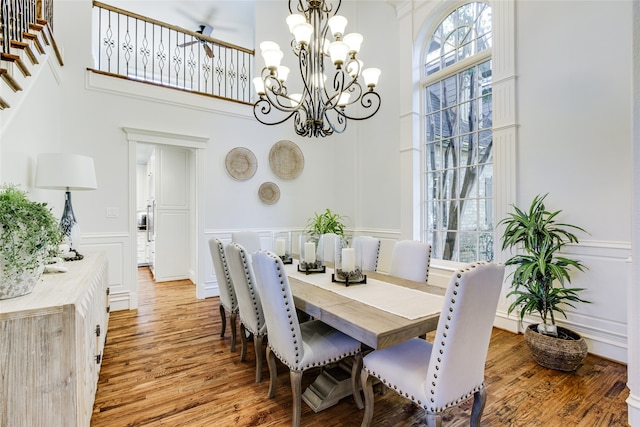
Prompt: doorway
<box><xmin>125</xmin><ymin>127</ymin><xmax>209</xmax><ymax>308</ymax></box>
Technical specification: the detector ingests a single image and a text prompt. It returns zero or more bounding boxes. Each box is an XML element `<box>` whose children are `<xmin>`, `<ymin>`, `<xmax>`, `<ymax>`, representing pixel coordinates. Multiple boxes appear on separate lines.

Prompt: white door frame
<box><xmin>124</xmin><ymin>127</ymin><xmax>209</xmax><ymax>306</ymax></box>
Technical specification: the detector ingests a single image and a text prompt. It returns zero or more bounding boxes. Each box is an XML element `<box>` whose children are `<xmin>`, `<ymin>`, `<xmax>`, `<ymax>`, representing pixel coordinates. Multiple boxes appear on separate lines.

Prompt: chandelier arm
<box><xmin>337</xmin><ymin>90</ymin><xmax>382</xmax><ymax>121</ymax></box>
<box><xmin>254</xmin><ymin>98</ymin><xmax>298</xmax><ymax>126</ymax></box>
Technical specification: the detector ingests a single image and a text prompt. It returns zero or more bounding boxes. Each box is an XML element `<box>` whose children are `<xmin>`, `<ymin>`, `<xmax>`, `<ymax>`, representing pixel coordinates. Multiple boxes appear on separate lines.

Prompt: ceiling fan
<box><xmin>178</xmin><ymin>24</ymin><xmax>214</xmax><ymax>58</ymax></box>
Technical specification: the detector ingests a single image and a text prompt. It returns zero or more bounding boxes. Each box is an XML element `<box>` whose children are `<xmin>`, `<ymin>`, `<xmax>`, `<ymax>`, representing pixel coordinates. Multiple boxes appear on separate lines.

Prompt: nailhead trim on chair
<box><xmin>216</xmin><ymin>240</ymin><xmax>237</xmax><ymax>313</ymax></box>
<box><xmin>265</xmin><ymin>252</ymin><xmax>360</xmax><ymax>371</ymax></box>
<box><xmin>364</xmin><ymin>261</ymin><xmax>488</xmax><ymax>412</ymax></box>
<box><xmin>424</xmin><ymin>245</ymin><xmax>432</xmax><ymax>282</ymax></box>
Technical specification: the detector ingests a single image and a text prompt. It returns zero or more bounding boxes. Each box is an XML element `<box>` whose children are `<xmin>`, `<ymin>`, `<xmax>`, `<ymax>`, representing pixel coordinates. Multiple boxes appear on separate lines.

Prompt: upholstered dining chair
<box><xmin>352</xmin><ymin>236</ymin><xmax>381</xmax><ymax>272</ymax></box>
<box><xmin>388</xmin><ymin>239</ymin><xmax>432</xmax><ymax>282</ymax></box>
<box><xmin>360</xmin><ymin>262</ymin><xmax>505</xmax><ymax>427</ymax></box>
<box><xmin>226</xmin><ymin>242</ymin><xmax>268</xmax><ymax>383</ymax></box>
<box><xmin>231</xmin><ymin>231</ymin><xmax>261</xmax><ymax>254</ymax></box>
<box><xmin>208</xmin><ymin>237</ymin><xmax>238</xmax><ymax>352</ymax></box>
<box><xmin>252</xmin><ymin>251</ymin><xmax>363</xmax><ymax>427</ymax></box>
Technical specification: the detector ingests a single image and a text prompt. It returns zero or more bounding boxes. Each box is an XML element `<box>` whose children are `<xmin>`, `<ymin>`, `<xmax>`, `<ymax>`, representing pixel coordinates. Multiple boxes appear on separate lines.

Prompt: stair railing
<box><xmin>92</xmin><ymin>1</ymin><xmax>255</xmax><ymax>105</ymax></box>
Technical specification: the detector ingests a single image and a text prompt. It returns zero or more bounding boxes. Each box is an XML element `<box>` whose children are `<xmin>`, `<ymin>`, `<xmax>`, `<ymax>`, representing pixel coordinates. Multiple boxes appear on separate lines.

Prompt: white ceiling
<box><xmin>107</xmin><ymin>0</ymin><xmax>256</xmax><ymax>49</ymax></box>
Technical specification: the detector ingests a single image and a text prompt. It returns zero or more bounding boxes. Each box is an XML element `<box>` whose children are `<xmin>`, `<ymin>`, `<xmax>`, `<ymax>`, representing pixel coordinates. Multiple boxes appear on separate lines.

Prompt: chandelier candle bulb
<box><xmin>343</xmin><ymin>33</ymin><xmax>363</xmax><ymax>54</ymax></box>
<box><xmin>328</xmin><ymin>41</ymin><xmax>349</xmax><ymax>66</ymax></box>
<box><xmin>263</xmin><ymin>49</ymin><xmax>284</xmax><ymax>70</ymax></box>
<box><xmin>293</xmin><ymin>22</ymin><xmax>313</xmax><ymax>45</ymax></box>
<box><xmin>277</xmin><ymin>66</ymin><xmax>290</xmax><ymax>82</ymax></box>
<box><xmin>342</xmin><ymin>248</ymin><xmax>355</xmax><ymax>272</ymax></box>
<box><xmin>253</xmin><ymin>77</ymin><xmax>265</xmax><ymax>95</ymax></box>
<box><xmin>304</xmin><ymin>242</ymin><xmax>316</xmax><ymax>264</ymax></box>
<box><xmin>362</xmin><ymin>68</ymin><xmax>381</xmax><ymax>88</ymax></box>
<box><xmin>286</xmin><ymin>14</ymin><xmax>306</xmax><ymax>33</ymax></box>
<box><xmin>328</xmin><ymin>15</ymin><xmax>348</xmax><ymax>37</ymax></box>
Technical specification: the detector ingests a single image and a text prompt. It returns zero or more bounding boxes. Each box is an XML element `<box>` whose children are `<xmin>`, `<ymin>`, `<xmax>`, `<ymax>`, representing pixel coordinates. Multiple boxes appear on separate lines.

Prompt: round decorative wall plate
<box><xmin>269</xmin><ymin>140</ymin><xmax>304</xmax><ymax>180</ymax></box>
<box><xmin>225</xmin><ymin>147</ymin><xmax>257</xmax><ymax>181</ymax></box>
<box><xmin>258</xmin><ymin>182</ymin><xmax>280</xmax><ymax>205</ymax></box>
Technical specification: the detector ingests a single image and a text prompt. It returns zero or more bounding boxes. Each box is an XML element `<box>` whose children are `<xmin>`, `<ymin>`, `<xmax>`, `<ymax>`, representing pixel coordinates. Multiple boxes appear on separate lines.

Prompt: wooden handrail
<box><xmin>92</xmin><ymin>1</ymin><xmax>254</xmax><ymax>56</ymax></box>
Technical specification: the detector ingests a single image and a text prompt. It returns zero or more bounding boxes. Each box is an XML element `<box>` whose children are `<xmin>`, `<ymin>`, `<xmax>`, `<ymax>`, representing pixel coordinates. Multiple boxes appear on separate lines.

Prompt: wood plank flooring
<box><xmin>91</xmin><ymin>267</ymin><xmax>629</xmax><ymax>426</ymax></box>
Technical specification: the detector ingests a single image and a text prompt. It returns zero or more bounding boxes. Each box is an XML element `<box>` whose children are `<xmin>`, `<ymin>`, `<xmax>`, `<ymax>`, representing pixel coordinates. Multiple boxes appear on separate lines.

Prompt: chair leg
<box><xmin>219</xmin><ymin>305</ymin><xmax>226</xmax><ymax>338</ymax></box>
<box><xmin>290</xmin><ymin>370</ymin><xmax>303</xmax><ymax>427</ymax></box>
<box><xmin>351</xmin><ymin>353</ymin><xmax>364</xmax><ymax>409</ymax></box>
<box><xmin>470</xmin><ymin>388</ymin><xmax>486</xmax><ymax>427</ymax></box>
<box><xmin>254</xmin><ymin>334</ymin><xmax>265</xmax><ymax>383</ymax></box>
<box><xmin>360</xmin><ymin>369</ymin><xmax>375</xmax><ymax>427</ymax></box>
<box><xmin>266</xmin><ymin>346</ymin><xmax>278</xmax><ymax>398</ymax></box>
<box><xmin>230</xmin><ymin>312</ymin><xmax>237</xmax><ymax>352</ymax></box>
<box><xmin>240</xmin><ymin>323</ymin><xmax>248</xmax><ymax>362</ymax></box>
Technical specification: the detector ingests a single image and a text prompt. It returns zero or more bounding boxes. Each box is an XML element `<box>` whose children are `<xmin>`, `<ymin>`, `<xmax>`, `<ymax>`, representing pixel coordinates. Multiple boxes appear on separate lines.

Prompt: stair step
<box><xmin>33</xmin><ymin>21</ymin><xmax>51</xmax><ymax>46</ymax></box>
<box><xmin>0</xmin><ymin>68</ymin><xmax>22</xmax><ymax>92</ymax></box>
<box><xmin>1</xmin><ymin>53</ymin><xmax>31</xmax><ymax>78</ymax></box>
<box><xmin>22</xmin><ymin>32</ymin><xmax>44</xmax><ymax>55</ymax></box>
<box><xmin>0</xmin><ymin>96</ymin><xmax>9</xmax><ymax>109</ymax></box>
<box><xmin>10</xmin><ymin>40</ymin><xmax>38</xmax><ymax>65</ymax></box>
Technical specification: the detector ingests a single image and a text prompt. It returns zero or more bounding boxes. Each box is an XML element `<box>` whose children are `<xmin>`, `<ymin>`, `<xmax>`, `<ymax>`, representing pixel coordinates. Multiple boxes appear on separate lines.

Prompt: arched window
<box><xmin>423</xmin><ymin>2</ymin><xmax>493</xmax><ymax>262</ymax></box>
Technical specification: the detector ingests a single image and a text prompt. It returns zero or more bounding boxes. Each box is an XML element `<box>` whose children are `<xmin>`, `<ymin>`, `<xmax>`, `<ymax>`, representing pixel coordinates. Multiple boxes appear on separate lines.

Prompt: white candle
<box><xmin>275</xmin><ymin>238</ymin><xmax>286</xmax><ymax>256</ymax></box>
<box><xmin>342</xmin><ymin>248</ymin><xmax>355</xmax><ymax>272</ymax></box>
<box><xmin>304</xmin><ymin>242</ymin><xmax>316</xmax><ymax>264</ymax></box>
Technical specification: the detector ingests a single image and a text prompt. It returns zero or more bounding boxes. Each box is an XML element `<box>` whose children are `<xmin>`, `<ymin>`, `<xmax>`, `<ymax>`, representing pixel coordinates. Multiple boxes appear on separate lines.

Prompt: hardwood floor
<box><xmin>91</xmin><ymin>267</ymin><xmax>629</xmax><ymax>426</ymax></box>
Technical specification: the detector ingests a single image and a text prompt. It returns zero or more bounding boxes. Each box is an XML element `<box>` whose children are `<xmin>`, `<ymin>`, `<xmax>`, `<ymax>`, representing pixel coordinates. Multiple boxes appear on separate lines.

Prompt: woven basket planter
<box><xmin>524</xmin><ymin>324</ymin><xmax>588</xmax><ymax>371</ymax></box>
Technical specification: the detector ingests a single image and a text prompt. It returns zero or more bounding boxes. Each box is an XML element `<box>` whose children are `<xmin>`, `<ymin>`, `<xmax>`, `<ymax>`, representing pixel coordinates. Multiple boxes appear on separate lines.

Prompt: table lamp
<box><xmin>35</xmin><ymin>153</ymin><xmax>97</xmax><ymax>258</ymax></box>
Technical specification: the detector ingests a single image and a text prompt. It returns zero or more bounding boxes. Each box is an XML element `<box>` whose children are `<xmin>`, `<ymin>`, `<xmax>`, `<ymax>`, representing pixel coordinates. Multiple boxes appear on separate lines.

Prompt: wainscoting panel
<box><xmin>81</xmin><ymin>233</ymin><xmax>132</xmax><ymax>311</ymax></box>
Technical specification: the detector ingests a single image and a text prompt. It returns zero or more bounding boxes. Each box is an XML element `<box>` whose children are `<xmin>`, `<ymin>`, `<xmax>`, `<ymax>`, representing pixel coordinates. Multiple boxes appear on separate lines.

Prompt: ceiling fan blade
<box><xmin>178</xmin><ymin>40</ymin><xmax>199</xmax><ymax>48</ymax></box>
<box><xmin>204</xmin><ymin>44</ymin><xmax>214</xmax><ymax>59</ymax></box>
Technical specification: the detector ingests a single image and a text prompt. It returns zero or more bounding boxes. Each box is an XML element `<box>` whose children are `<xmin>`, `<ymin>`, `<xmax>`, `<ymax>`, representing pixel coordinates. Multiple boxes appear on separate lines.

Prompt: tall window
<box><xmin>423</xmin><ymin>2</ymin><xmax>493</xmax><ymax>263</ymax></box>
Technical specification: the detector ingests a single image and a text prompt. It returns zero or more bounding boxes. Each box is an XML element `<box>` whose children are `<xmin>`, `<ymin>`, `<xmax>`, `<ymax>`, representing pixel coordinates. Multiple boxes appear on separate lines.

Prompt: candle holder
<box><xmin>273</xmin><ymin>231</ymin><xmax>293</xmax><ymax>264</ymax></box>
<box><xmin>331</xmin><ymin>236</ymin><xmax>366</xmax><ymax>286</ymax></box>
<box><xmin>298</xmin><ymin>233</ymin><xmax>325</xmax><ymax>274</ymax></box>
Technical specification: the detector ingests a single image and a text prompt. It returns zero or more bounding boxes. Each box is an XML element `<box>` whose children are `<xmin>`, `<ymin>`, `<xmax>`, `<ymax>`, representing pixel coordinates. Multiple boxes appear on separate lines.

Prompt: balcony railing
<box><xmin>92</xmin><ymin>1</ymin><xmax>255</xmax><ymax>105</ymax></box>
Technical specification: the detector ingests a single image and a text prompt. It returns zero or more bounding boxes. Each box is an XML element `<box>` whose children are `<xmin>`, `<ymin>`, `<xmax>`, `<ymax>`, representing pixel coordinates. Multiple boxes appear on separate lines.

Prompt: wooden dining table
<box><xmin>286</xmin><ymin>263</ymin><xmax>446</xmax><ymax>350</ymax></box>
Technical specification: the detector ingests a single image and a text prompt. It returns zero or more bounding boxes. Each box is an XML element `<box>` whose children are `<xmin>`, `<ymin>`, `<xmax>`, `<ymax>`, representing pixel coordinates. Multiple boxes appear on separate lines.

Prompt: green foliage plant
<box><xmin>499</xmin><ymin>194</ymin><xmax>589</xmax><ymax>337</ymax></box>
<box><xmin>0</xmin><ymin>185</ymin><xmax>63</xmax><ymax>286</ymax></box>
<box><xmin>305</xmin><ymin>208</ymin><xmax>348</xmax><ymax>238</ymax></box>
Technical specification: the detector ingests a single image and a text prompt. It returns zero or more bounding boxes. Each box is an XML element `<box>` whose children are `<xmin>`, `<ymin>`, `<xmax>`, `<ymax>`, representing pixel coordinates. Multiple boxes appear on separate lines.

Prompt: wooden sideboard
<box><xmin>0</xmin><ymin>252</ymin><xmax>109</xmax><ymax>427</ymax></box>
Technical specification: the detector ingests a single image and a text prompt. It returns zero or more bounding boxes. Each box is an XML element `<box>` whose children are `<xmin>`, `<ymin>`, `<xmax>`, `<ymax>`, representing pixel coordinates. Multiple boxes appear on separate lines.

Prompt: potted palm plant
<box><xmin>499</xmin><ymin>194</ymin><xmax>590</xmax><ymax>371</ymax></box>
<box><xmin>0</xmin><ymin>185</ymin><xmax>63</xmax><ymax>299</ymax></box>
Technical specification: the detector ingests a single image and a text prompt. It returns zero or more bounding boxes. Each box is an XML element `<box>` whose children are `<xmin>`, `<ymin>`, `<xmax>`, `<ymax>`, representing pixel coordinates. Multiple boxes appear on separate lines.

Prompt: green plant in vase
<box><xmin>0</xmin><ymin>184</ymin><xmax>63</xmax><ymax>299</ymax></box>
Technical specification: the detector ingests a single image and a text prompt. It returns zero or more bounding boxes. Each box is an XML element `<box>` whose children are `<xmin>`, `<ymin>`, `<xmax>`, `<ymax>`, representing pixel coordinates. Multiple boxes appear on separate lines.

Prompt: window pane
<box><xmin>422</xmin><ymin>3</ymin><xmax>493</xmax><ymax>262</ymax></box>
<box><xmin>426</xmin><ymin>83</ymin><xmax>442</xmax><ymax>112</ymax></box>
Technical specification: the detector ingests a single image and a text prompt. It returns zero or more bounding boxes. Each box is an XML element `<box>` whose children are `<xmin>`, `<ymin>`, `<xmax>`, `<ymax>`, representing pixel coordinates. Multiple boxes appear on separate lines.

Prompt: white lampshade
<box><xmin>253</xmin><ymin>77</ymin><xmax>265</xmax><ymax>95</ymax></box>
<box><xmin>343</xmin><ymin>33</ymin><xmax>363</xmax><ymax>54</ymax></box>
<box><xmin>277</xmin><ymin>66</ymin><xmax>290</xmax><ymax>82</ymax></box>
<box><xmin>347</xmin><ymin>59</ymin><xmax>363</xmax><ymax>77</ymax></box>
<box><xmin>337</xmin><ymin>92</ymin><xmax>351</xmax><ymax>107</ymax></box>
<box><xmin>328</xmin><ymin>41</ymin><xmax>349</xmax><ymax>66</ymax></box>
<box><xmin>362</xmin><ymin>68</ymin><xmax>381</xmax><ymax>88</ymax></box>
<box><xmin>262</xmin><ymin>49</ymin><xmax>284</xmax><ymax>70</ymax></box>
<box><xmin>292</xmin><ymin>22</ymin><xmax>313</xmax><ymax>45</ymax></box>
<box><xmin>36</xmin><ymin>153</ymin><xmax>97</xmax><ymax>191</ymax></box>
<box><xmin>286</xmin><ymin>14</ymin><xmax>306</xmax><ymax>34</ymax></box>
<box><xmin>260</xmin><ymin>41</ymin><xmax>280</xmax><ymax>53</ymax></box>
<box><xmin>328</xmin><ymin>15</ymin><xmax>348</xmax><ymax>37</ymax></box>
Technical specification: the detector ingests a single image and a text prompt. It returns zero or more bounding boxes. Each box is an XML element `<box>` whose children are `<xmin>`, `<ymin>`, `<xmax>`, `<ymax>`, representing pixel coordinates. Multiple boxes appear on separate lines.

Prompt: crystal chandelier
<box><xmin>253</xmin><ymin>0</ymin><xmax>382</xmax><ymax>138</ymax></box>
